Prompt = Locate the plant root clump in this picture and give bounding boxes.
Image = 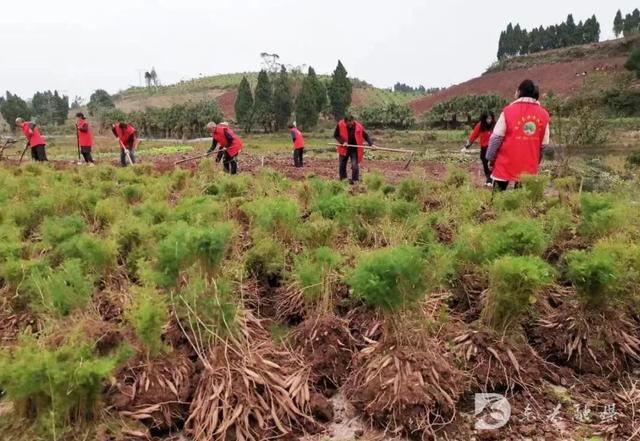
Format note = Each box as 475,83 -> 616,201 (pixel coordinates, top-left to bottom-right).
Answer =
109,350 -> 195,433
185,339 -> 323,441
345,341 -> 468,440
292,315 -> 356,394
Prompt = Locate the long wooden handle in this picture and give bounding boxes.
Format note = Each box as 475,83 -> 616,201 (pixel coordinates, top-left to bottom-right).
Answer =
328,143 -> 414,154
174,151 -> 213,165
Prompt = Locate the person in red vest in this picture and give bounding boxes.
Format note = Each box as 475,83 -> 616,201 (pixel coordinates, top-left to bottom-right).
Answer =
75,113 -> 95,165
111,120 -> 137,166
486,79 -> 550,191
15,118 -> 48,161
289,124 -> 305,167
333,114 -> 374,183
206,122 -> 244,175
462,111 -> 496,187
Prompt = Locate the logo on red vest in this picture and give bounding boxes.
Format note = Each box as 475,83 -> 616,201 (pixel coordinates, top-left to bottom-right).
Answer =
515,115 -> 544,137
523,121 -> 537,136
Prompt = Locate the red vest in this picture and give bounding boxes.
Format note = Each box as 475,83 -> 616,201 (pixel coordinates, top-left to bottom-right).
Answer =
113,124 -> 136,149
291,128 -> 305,149
336,120 -> 364,163
213,125 -> 243,157
76,119 -> 93,147
21,122 -> 46,147
492,101 -> 549,182
469,122 -> 492,148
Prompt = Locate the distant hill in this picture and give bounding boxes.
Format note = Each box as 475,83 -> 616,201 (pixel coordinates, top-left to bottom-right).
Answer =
113,72 -> 427,119
410,34 -> 640,115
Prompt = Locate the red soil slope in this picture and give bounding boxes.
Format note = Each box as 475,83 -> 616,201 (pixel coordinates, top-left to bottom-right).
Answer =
410,56 -> 627,114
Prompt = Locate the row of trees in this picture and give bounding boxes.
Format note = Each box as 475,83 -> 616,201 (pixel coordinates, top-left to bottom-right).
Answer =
423,94 -> 509,129
0,90 -> 69,128
393,83 -> 427,93
234,61 -> 353,132
614,9 -> 640,37
497,14 -> 600,59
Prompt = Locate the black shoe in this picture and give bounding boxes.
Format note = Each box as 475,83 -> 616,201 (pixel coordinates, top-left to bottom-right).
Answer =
348,179 -> 354,185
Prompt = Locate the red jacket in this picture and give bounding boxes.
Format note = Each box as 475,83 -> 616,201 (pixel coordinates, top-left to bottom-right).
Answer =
492,101 -> 550,182
291,128 -> 305,149
336,120 -> 364,163
21,122 -> 46,147
76,119 -> 93,147
213,125 -> 243,157
468,122 -> 491,148
113,124 -> 136,149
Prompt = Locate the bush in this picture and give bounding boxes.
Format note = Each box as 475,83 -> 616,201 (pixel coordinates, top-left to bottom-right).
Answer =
57,234 -> 116,276
127,286 -> 168,358
482,256 -> 553,331
11,196 -> 56,233
544,205 -> 575,240
192,223 -> 234,276
364,172 -> 384,192
121,184 -> 144,204
357,103 -> 415,129
353,193 -> 387,223
0,223 -> 22,261
242,197 -> 299,240
94,197 -> 124,228
457,216 -> 548,264
246,237 -> 285,280
624,44 -> 640,79
294,247 -> 343,307
41,215 -> 86,245
36,259 -> 93,317
173,196 -> 222,226
389,199 -> 420,221
492,188 -> 530,212
520,174 -> 549,203
298,213 -> 337,248
397,176 -> 424,202
348,246 -> 430,311
311,193 -> 353,224
578,193 -> 629,238
444,167 -> 468,188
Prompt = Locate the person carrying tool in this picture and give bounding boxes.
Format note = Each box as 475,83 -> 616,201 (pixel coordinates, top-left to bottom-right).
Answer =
111,120 -> 137,166
462,111 -> 496,187
333,114 -> 373,183
15,118 -> 48,161
289,124 -> 305,167
206,122 -> 243,175
486,79 -> 550,191
75,113 -> 95,165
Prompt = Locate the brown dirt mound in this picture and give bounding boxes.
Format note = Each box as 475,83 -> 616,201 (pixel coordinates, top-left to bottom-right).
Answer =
450,265 -> 488,323
109,350 -> 195,433
345,306 -> 383,349
0,311 -> 39,346
345,341 -> 468,440
410,56 -> 629,114
292,315 -> 356,394
529,289 -> 640,377
185,339 -> 323,441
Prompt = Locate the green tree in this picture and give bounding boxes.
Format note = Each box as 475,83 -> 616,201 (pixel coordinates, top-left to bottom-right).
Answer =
32,90 -> 69,125
614,10 -> 624,37
328,60 -> 352,120
253,70 -> 273,132
0,92 -> 31,130
234,76 -> 254,133
307,67 -> 327,113
625,45 -> 640,78
87,89 -> 115,116
272,65 -> 292,131
296,72 -> 320,130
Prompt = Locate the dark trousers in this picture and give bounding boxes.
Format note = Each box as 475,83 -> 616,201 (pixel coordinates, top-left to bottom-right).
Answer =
120,147 -> 136,166
81,146 -> 94,163
293,148 -> 304,167
480,148 -> 492,183
31,144 -> 48,161
339,147 -> 359,182
493,180 -> 509,192
222,151 -> 238,175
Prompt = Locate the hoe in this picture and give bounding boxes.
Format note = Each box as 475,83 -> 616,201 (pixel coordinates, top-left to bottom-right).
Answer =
327,143 -> 417,170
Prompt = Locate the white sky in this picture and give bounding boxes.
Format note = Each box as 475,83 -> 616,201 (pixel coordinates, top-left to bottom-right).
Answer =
1,0 -> 636,100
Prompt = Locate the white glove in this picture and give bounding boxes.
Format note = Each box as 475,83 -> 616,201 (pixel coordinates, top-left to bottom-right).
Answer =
460,146 -> 468,153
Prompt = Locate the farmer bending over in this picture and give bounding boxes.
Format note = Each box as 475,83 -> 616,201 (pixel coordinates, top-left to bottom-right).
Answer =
112,120 -> 137,166
486,79 -> 550,191
289,124 -> 305,168
333,114 -> 373,184
206,122 -> 244,175
76,113 -> 95,165
15,118 -> 48,161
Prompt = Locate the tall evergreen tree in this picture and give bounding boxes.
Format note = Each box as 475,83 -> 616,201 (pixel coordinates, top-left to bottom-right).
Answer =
307,67 -> 327,113
235,76 -> 254,133
296,72 -> 320,130
614,10 -> 624,37
328,60 -> 352,121
497,30 -> 506,59
0,92 -> 31,131
272,66 -> 293,131
87,89 -> 115,116
253,70 -> 274,132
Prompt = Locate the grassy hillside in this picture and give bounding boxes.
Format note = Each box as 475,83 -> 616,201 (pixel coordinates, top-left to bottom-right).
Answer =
113,72 -> 427,117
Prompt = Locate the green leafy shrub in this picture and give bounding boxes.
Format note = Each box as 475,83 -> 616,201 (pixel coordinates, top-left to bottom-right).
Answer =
457,216 -> 548,264
353,193 -> 387,223
127,286 -> 168,358
493,188 -> 530,212
0,223 -> 22,261
364,172 -> 384,192
0,335 -> 131,425
57,234 -> 116,276
445,166 -> 468,188
122,184 -> 144,204
382,184 -> 396,195
544,205 -> 575,240
294,247 -> 343,307
246,237 -> 285,280
94,197 -> 124,228
348,246 -> 429,311
311,193 -> 353,224
578,193 -> 630,238
41,215 -> 86,245
242,197 -> 300,240
173,196 -> 222,226
11,196 -> 56,233
482,256 -> 553,331
520,174 -> 549,203
298,213 -> 337,248
36,259 -> 93,316
0,257 -> 50,306
133,200 -> 171,225
192,223 -> 234,276
397,176 -> 424,202
215,175 -> 250,198
389,199 -> 420,221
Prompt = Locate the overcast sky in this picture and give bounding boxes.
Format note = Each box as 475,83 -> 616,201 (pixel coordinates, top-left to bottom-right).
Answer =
1,0 -> 636,100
